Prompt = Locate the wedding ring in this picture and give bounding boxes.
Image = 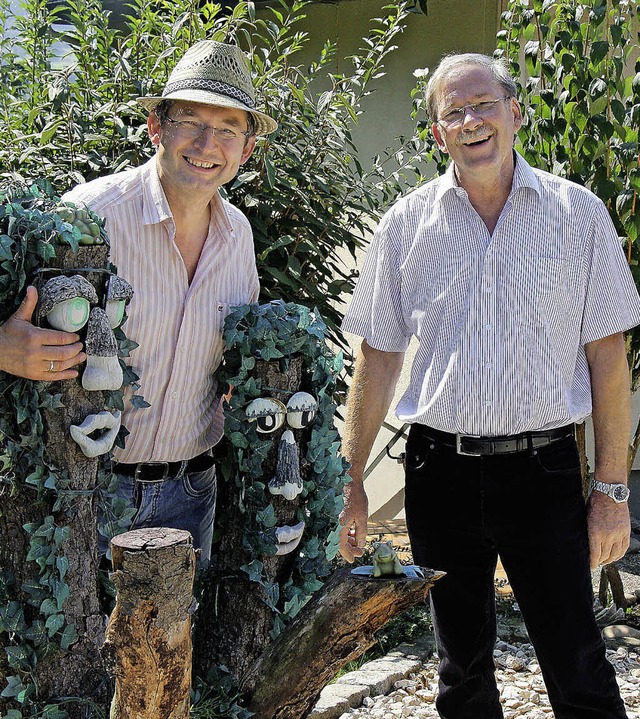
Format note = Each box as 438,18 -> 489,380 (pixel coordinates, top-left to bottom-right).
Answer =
49,360 -> 55,373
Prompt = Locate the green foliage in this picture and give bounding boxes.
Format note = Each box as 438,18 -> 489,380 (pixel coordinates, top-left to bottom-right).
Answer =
495,0 -> 640,397
0,0 -> 428,352
218,301 -> 349,634
191,667 -> 254,719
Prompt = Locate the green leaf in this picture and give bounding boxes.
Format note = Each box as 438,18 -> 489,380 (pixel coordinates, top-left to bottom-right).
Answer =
240,559 -> 264,584
590,40 -> 609,65
60,622 -> 78,650
1,674 -> 26,699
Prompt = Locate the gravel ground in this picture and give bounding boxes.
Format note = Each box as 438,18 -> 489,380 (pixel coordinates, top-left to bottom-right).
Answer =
338,640 -> 640,719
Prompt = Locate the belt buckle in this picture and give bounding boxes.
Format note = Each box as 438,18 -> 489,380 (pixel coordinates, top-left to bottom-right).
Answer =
135,462 -> 170,482
456,434 -> 482,457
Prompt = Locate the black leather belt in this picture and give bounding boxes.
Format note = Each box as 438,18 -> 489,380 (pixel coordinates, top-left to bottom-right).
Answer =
112,450 -> 213,482
414,424 -> 575,456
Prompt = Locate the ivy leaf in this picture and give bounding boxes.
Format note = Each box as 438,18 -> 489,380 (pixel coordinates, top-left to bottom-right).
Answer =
1,675 -> 25,699
130,394 -> 150,409
5,644 -> 31,669
240,559 -> 264,584
255,503 -> 277,528
0,601 -> 26,634
45,613 -> 65,636
60,622 -> 78,650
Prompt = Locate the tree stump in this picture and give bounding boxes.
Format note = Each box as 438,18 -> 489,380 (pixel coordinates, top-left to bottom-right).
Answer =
242,567 -> 444,719
104,528 -> 196,719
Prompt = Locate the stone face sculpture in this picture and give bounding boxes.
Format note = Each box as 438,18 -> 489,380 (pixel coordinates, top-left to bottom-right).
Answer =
193,301 -> 350,681
82,307 -> 123,392
69,410 -> 122,458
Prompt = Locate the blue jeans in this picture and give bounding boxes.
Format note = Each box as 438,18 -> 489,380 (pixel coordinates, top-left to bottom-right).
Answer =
404,424 -> 627,719
99,457 -> 217,566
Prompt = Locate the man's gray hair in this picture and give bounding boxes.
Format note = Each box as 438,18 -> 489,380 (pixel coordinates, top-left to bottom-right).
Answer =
425,53 -> 517,122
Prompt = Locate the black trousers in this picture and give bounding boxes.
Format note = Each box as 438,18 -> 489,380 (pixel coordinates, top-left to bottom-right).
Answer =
404,424 -> 627,719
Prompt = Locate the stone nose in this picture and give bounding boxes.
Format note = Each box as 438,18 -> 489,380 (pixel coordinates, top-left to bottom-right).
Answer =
268,429 -> 303,501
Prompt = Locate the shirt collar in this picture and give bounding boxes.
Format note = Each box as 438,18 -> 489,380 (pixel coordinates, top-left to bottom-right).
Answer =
140,155 -> 235,239
434,149 -> 541,204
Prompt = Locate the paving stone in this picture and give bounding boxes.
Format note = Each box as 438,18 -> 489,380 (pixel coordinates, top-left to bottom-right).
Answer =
308,683 -> 372,719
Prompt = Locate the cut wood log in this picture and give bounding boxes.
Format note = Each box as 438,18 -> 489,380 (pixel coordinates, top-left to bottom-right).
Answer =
104,527 -> 196,719
241,566 -> 444,719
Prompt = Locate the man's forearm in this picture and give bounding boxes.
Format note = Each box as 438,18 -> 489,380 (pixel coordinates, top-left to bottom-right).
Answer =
585,331 -> 632,567
586,332 -> 631,483
343,339 -> 405,482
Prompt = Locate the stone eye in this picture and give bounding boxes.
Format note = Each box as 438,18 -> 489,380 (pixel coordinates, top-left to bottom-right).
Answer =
47,296 -> 91,332
245,397 -> 286,434
286,392 -> 318,429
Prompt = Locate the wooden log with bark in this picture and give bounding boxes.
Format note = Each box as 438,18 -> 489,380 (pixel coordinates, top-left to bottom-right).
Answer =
103,527 -> 196,719
241,567 -> 444,719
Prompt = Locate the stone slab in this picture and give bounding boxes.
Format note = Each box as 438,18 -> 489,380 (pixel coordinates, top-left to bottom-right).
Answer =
307,683 -> 371,719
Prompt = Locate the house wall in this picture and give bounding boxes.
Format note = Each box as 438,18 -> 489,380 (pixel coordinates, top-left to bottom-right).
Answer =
282,0 -> 505,168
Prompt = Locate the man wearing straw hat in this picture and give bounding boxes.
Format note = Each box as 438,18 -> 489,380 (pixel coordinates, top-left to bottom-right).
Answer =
0,40 -> 278,565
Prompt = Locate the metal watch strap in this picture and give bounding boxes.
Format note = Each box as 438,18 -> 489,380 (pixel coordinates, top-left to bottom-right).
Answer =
590,479 -> 630,503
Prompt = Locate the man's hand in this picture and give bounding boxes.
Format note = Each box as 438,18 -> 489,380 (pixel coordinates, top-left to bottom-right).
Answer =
587,490 -> 631,569
338,479 -> 369,563
0,286 -> 86,380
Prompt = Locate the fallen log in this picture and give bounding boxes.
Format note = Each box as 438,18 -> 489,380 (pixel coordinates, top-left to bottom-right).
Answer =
103,527 -> 196,719
241,566 -> 444,719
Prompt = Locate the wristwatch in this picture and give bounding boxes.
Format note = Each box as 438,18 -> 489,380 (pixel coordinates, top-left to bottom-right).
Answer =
590,479 -> 630,503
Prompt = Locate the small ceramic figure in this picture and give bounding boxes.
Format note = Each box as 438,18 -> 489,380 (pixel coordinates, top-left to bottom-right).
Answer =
372,541 -> 404,578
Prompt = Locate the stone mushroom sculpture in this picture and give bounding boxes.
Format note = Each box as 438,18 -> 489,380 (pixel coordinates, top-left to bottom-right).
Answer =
82,307 -> 123,391
105,275 -> 133,329
38,274 -> 98,332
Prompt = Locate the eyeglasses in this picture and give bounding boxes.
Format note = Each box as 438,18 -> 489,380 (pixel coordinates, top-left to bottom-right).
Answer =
165,117 -> 251,143
438,96 -> 512,127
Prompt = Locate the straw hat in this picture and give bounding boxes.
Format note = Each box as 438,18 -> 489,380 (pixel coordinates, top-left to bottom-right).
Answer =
137,40 -> 278,136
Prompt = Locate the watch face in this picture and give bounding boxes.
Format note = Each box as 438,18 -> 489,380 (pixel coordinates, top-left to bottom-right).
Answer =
612,485 -> 629,502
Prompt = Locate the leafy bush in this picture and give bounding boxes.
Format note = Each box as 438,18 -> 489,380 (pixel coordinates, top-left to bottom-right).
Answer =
0,0 -> 429,353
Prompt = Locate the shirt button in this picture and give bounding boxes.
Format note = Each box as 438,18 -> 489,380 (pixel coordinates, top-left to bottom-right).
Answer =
485,324 -> 492,331
484,362 -> 492,369
484,401 -> 492,407
171,391 -> 178,399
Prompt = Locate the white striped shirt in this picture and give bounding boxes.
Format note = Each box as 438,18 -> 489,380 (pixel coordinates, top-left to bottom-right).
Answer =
343,152 -> 640,437
63,157 -> 259,462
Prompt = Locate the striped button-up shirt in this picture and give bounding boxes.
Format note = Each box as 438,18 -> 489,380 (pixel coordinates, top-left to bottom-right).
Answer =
63,157 -> 259,462
343,152 -> 640,437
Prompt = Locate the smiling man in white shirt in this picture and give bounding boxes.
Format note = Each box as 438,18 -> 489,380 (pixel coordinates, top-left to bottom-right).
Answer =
339,53 -> 640,719
0,41 -> 277,565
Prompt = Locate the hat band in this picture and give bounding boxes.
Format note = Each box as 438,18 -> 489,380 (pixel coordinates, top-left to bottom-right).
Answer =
163,78 -> 255,109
